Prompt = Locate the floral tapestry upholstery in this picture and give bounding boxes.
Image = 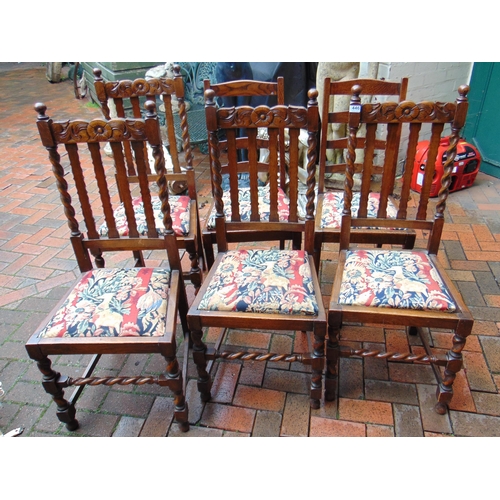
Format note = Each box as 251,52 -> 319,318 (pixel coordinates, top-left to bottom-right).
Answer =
338,249 -> 456,312
206,186 -> 289,230
99,195 -> 191,237
198,249 -> 319,315
38,268 -> 170,338
320,191 -> 398,229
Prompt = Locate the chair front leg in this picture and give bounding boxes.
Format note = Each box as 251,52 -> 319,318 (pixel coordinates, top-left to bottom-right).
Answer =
36,354 -> 79,431
313,233 -> 323,277
197,222 -> 207,271
132,250 -> 146,267
325,316 -> 341,402
190,328 -> 212,402
164,355 -> 189,432
403,231 -> 417,250
91,249 -> 105,268
310,324 -> 326,409
435,329 -> 471,414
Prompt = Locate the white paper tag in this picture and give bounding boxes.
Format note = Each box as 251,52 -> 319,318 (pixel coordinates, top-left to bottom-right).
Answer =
349,104 -> 361,113
417,172 -> 424,186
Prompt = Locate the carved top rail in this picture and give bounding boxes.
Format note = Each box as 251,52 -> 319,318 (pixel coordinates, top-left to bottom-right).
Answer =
360,100 -> 456,123
358,84 -> 469,124
215,104 -> 309,129
93,64 -> 187,102
51,118 -> 149,145
98,78 -> 177,99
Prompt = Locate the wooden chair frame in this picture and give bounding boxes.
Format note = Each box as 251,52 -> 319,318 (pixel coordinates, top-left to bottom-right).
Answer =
326,85 -> 474,414
314,77 -> 415,271
93,65 -> 203,290
201,77 -> 297,269
25,101 -> 190,432
188,89 -> 327,409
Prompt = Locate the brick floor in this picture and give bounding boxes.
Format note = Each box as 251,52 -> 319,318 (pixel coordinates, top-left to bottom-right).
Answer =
1,63 -> 499,440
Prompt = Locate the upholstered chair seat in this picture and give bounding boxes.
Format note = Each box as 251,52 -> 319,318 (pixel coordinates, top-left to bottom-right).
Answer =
38,267 -> 171,339
198,249 -> 319,315
338,249 -> 456,312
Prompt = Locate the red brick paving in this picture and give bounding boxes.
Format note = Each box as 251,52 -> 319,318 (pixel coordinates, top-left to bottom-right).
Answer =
0,63 -> 499,439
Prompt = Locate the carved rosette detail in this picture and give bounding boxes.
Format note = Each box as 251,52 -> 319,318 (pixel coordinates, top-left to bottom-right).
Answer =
362,101 -> 457,123
218,105 -> 308,128
52,119 -> 147,143
105,78 -> 175,98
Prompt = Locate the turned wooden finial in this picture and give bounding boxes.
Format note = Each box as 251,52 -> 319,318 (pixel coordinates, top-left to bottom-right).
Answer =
308,88 -> 319,101
307,88 -> 319,112
173,64 -> 181,78
204,88 -> 215,105
458,84 -> 470,99
93,68 -> 102,80
34,102 -> 48,120
144,100 -> 157,118
351,84 -> 362,103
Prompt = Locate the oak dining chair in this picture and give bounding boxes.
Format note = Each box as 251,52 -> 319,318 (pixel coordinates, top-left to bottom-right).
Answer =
314,77 -> 415,272
201,77 -> 296,269
187,88 -> 327,409
26,101 -> 190,432
326,84 -> 474,414
93,65 -> 203,291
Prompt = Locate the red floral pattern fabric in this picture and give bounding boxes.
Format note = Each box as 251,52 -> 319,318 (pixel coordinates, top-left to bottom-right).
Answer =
99,195 -> 191,237
338,249 -> 456,311
320,191 -> 398,229
206,186 -> 290,230
38,268 -> 170,338
198,249 -> 319,315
